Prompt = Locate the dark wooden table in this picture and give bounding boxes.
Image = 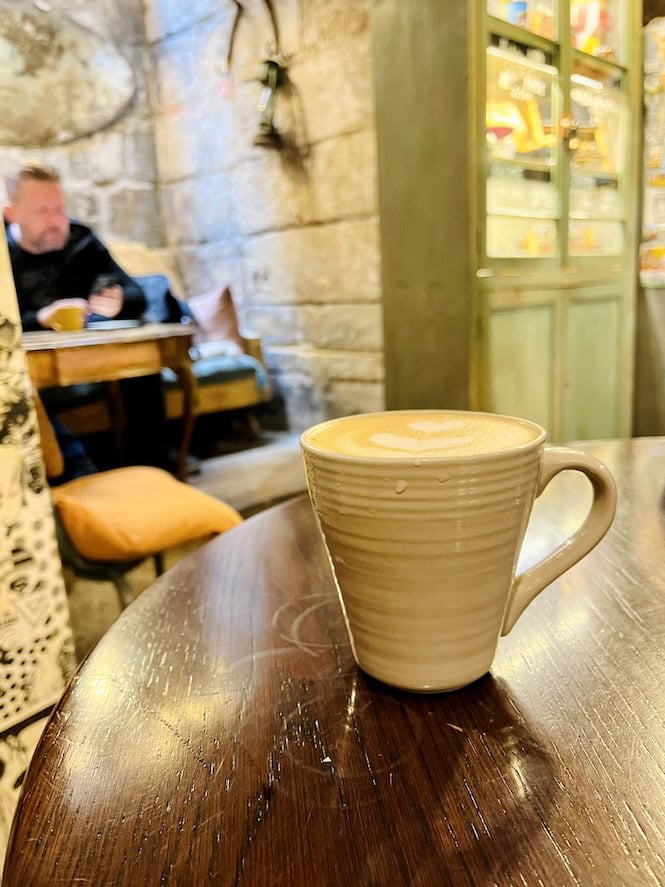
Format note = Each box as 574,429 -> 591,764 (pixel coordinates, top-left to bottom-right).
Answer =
5,438 -> 665,886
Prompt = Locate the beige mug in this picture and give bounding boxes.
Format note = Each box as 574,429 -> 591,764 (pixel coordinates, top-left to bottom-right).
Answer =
48,306 -> 85,332
301,409 -> 617,692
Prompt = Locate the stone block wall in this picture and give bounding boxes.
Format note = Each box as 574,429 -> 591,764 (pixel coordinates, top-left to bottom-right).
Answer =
0,0 -> 385,431
0,0 -> 161,248
146,0 -> 385,430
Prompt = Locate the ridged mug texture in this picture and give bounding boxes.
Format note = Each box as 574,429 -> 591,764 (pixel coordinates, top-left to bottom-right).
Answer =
302,443 -> 544,692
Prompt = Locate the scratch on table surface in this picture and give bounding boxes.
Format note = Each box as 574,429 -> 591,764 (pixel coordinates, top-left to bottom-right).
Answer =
227,648 -> 297,674
272,595 -> 333,657
277,631 -> 319,658
118,690 -> 210,768
541,819 -> 581,885
52,880 -> 94,884
270,593 -> 325,629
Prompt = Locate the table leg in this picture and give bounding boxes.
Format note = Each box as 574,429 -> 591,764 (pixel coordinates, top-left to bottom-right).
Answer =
107,380 -> 125,463
171,363 -> 198,481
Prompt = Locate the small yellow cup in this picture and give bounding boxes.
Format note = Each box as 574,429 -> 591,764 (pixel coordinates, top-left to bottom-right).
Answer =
49,306 -> 85,332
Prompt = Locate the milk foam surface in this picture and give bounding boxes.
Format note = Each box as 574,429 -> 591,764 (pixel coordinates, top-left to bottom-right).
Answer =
304,411 -> 541,458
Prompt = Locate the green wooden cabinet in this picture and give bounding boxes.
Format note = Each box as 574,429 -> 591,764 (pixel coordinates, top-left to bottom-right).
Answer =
483,281 -> 633,440
486,290 -> 557,431
372,0 -> 642,441
476,0 -> 641,440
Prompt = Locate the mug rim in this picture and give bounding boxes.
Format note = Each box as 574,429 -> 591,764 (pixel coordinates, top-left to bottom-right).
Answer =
300,409 -> 547,464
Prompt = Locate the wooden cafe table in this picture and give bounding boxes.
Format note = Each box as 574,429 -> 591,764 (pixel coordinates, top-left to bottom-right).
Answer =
4,438 -> 665,885
22,323 -> 196,480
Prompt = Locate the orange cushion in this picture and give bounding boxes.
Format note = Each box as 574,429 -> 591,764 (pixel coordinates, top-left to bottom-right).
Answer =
51,466 -> 242,561
187,285 -> 244,349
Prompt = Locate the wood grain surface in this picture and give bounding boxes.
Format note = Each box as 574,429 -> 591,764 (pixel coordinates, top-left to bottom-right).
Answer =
5,438 -> 665,886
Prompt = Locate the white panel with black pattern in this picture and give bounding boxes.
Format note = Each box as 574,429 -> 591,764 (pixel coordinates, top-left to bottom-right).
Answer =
0,229 -> 76,866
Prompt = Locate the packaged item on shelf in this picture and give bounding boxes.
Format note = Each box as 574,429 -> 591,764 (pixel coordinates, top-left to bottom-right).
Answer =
641,19 -> 665,283
523,224 -> 555,255
528,2 -> 556,39
487,0 -> 507,16
571,0 -> 615,58
570,220 -> 623,255
640,243 -> 665,285
644,181 -> 665,229
487,216 -> 556,257
506,1 -> 528,27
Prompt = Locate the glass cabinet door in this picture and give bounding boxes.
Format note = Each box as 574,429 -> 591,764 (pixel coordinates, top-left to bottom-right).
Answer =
568,60 -> 626,256
484,0 -> 630,266
485,39 -> 560,258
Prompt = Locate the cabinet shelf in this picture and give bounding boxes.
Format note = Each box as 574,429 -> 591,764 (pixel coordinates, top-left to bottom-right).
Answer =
486,45 -> 558,75
571,163 -> 619,178
569,212 -> 623,221
571,169 -> 620,182
488,208 -> 559,220
486,14 -> 557,51
488,156 -> 555,174
571,48 -> 628,77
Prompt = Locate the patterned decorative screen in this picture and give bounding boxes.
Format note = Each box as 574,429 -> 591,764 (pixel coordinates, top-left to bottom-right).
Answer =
0,229 -> 75,861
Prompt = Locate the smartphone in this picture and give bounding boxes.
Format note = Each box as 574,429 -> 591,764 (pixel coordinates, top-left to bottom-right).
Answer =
89,273 -> 118,295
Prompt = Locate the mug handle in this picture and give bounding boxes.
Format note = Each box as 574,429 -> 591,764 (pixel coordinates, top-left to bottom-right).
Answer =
501,447 -> 617,636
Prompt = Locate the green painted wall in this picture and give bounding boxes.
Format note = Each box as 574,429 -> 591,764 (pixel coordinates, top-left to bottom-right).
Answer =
371,0 -> 474,409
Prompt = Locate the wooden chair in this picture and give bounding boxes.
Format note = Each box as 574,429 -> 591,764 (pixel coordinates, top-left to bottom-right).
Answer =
33,391 -> 242,608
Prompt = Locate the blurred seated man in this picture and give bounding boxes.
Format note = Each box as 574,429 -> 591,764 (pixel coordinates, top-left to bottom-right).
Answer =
3,161 -> 169,475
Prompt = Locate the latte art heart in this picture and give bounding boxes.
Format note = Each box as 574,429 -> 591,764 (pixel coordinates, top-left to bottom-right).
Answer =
370,433 -> 471,453
408,420 -> 466,434
303,410 -> 541,459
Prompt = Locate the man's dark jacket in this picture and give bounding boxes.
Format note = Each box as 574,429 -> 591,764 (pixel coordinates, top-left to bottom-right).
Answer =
5,220 -> 146,331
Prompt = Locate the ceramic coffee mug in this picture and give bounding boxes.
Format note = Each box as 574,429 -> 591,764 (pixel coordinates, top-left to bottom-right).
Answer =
48,306 -> 85,332
301,409 -> 617,692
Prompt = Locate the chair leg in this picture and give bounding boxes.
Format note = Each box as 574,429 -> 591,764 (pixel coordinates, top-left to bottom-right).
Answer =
110,570 -> 135,610
246,412 -> 261,438
233,411 -> 261,440
107,380 -> 126,463
154,552 -> 165,577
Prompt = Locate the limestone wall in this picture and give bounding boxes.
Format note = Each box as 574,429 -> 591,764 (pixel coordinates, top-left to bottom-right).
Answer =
146,0 -> 385,430
0,0 -> 385,431
0,0 -> 161,248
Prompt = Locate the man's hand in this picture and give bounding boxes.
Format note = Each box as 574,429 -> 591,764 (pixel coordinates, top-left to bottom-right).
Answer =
36,298 -> 90,330
88,285 -> 123,319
